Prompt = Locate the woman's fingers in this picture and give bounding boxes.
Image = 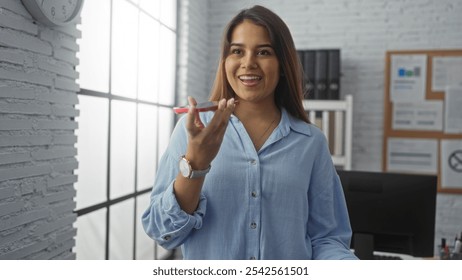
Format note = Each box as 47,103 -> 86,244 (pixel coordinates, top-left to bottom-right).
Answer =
186,96 -> 204,136
205,98 -> 235,134
225,98 -> 236,118
194,110 -> 204,128
184,97 -> 236,166
186,97 -> 236,141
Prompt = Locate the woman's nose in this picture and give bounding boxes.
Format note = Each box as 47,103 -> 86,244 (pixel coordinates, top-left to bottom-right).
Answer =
241,54 -> 257,69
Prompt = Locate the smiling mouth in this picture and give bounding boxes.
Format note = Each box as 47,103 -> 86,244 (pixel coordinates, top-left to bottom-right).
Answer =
239,75 -> 262,86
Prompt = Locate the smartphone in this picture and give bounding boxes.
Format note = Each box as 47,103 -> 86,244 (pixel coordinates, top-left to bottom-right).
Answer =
173,101 -> 219,114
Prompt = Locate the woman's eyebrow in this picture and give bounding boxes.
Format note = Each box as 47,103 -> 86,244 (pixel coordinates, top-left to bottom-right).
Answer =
229,43 -> 273,48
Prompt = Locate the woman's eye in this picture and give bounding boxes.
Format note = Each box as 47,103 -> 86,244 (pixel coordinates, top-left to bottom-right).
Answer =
258,49 -> 271,56
231,48 -> 241,55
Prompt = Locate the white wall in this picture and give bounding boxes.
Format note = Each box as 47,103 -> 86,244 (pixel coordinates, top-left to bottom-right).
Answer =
0,0 -> 79,259
178,0 -> 462,255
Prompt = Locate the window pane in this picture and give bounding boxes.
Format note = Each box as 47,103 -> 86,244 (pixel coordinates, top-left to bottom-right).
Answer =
137,104 -> 158,191
158,26 -> 176,106
77,0 -> 111,93
75,0 -> 177,261
138,13 -> 159,103
140,0 -> 160,19
112,0 -> 138,98
158,107 -> 174,157
160,0 -> 177,29
136,194 -> 155,259
109,199 -> 135,259
75,208 -> 106,260
75,95 -> 108,209
110,100 -> 136,199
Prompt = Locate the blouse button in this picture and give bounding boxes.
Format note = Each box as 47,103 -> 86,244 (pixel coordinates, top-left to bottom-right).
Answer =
250,159 -> 257,165
251,191 -> 257,197
163,235 -> 171,241
250,256 -> 256,260
250,222 -> 257,229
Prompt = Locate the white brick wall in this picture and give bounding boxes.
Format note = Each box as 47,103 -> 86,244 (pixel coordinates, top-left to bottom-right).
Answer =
178,0 -> 462,256
0,0 -> 78,259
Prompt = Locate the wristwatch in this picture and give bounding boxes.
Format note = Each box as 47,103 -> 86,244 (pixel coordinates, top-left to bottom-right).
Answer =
179,155 -> 211,179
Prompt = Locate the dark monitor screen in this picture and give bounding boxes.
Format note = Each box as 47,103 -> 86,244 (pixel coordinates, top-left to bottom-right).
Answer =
337,170 -> 437,259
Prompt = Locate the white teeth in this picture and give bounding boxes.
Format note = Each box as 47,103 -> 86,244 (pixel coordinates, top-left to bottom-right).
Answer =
239,75 -> 261,80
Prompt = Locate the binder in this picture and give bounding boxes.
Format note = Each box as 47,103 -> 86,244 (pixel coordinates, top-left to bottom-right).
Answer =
296,50 -> 304,64
314,50 -> 328,100
303,50 -> 316,99
327,49 -> 340,100
296,50 -> 305,98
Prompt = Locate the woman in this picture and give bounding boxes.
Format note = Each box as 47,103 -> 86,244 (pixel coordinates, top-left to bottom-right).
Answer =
142,5 -> 357,260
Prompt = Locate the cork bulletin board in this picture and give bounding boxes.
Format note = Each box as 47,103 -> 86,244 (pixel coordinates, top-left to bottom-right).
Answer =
382,49 -> 462,194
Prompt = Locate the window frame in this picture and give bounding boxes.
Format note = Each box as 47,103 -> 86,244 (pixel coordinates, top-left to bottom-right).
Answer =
74,0 -> 178,260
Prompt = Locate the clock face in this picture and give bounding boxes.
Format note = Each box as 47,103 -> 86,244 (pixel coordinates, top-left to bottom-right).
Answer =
22,0 -> 84,27
42,0 -> 79,23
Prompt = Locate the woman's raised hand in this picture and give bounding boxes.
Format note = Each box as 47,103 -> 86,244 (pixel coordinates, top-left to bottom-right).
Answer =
184,96 -> 236,170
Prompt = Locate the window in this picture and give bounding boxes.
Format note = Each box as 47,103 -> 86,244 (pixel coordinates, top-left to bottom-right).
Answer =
75,0 -> 176,260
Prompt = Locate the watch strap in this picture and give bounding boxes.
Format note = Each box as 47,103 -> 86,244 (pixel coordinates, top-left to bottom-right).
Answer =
189,165 -> 211,178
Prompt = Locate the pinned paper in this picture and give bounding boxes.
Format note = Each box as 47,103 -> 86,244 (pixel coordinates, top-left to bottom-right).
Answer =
432,56 -> 462,92
444,87 -> 462,134
392,101 -> 443,131
387,138 -> 438,174
441,140 -> 462,189
390,54 -> 427,102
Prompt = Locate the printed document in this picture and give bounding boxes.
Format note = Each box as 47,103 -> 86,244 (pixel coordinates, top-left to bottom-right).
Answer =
444,87 -> 462,134
387,138 -> 438,174
432,56 -> 462,92
390,54 -> 427,102
392,101 -> 443,131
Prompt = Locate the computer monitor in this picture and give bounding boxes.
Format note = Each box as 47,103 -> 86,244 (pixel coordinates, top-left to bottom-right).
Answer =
337,170 -> 437,259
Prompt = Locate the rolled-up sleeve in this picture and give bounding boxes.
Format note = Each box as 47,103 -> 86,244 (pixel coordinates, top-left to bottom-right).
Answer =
142,179 -> 206,249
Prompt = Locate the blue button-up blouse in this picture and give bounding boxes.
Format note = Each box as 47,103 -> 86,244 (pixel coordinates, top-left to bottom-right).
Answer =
142,108 -> 357,260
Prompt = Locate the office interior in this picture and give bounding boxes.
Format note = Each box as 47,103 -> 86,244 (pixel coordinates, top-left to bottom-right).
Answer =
0,0 -> 461,260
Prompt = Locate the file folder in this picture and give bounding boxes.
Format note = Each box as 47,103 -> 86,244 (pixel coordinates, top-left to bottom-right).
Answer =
314,50 -> 328,100
296,50 -> 306,98
303,50 -> 316,99
327,49 -> 340,100
296,50 -> 304,65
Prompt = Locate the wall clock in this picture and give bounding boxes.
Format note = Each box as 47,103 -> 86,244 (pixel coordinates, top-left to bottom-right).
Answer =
22,0 -> 84,27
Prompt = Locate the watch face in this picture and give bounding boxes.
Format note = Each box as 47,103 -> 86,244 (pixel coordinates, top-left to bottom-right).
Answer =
179,157 -> 191,178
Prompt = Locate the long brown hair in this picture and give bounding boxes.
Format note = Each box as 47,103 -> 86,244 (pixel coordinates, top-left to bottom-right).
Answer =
209,5 -> 309,123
